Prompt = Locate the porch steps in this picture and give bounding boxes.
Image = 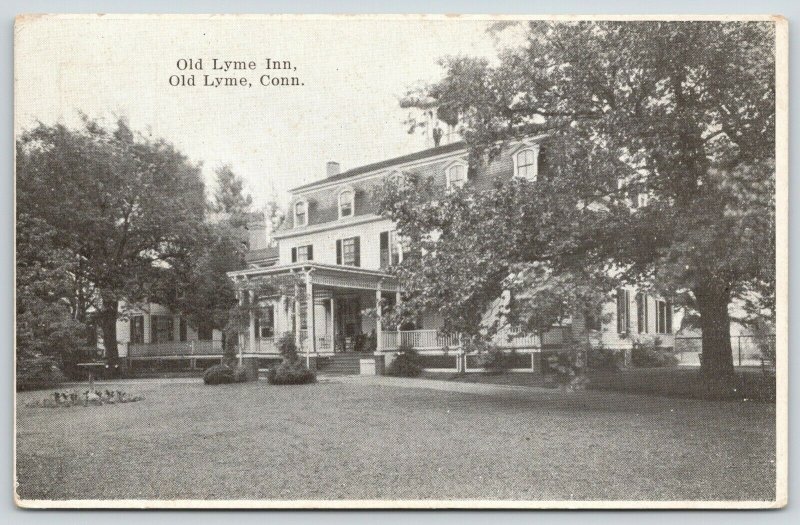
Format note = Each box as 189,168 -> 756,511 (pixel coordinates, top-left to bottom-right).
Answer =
317,352 -> 365,375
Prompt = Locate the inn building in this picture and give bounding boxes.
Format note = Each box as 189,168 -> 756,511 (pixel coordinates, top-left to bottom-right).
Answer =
226,137 -> 675,373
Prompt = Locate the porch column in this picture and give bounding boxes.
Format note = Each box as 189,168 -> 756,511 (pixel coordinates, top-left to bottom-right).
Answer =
293,280 -> 301,351
330,297 -> 336,353
247,289 -> 256,365
375,286 -> 383,353
237,288 -> 245,360
396,291 -> 402,349
305,271 -> 316,366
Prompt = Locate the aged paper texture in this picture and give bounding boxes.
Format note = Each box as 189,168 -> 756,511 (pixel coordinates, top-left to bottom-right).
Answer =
13,14 -> 787,509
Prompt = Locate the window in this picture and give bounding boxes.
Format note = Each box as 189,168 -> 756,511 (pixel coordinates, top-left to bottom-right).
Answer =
616,288 -> 630,334
636,193 -> 649,208
151,315 -> 174,343
294,200 -> 307,227
656,300 -> 673,334
130,315 -> 145,344
338,189 -> 354,218
336,236 -> 360,267
446,164 -> 468,189
380,230 -> 403,268
514,147 -> 539,180
256,306 -> 275,339
636,293 -> 648,334
291,244 -> 313,263
179,318 -> 188,342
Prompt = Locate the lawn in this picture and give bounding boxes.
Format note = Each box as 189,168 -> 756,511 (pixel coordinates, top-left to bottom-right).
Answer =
429,367 -> 776,402
16,377 -> 776,503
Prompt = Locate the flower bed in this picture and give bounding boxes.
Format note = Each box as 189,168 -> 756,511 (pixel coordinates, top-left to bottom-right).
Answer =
24,389 -> 144,408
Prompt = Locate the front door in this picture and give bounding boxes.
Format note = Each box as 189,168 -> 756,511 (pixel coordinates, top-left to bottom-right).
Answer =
336,296 -> 361,352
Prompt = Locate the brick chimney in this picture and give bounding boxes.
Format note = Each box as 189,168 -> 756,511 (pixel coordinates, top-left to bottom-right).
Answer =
326,161 -> 341,178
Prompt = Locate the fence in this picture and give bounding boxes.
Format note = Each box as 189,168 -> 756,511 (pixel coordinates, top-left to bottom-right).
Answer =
674,335 -> 775,367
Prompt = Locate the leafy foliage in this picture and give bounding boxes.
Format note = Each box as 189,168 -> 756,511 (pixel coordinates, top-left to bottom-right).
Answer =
587,346 -> 622,372
210,164 -> 254,229
203,364 -> 235,385
17,352 -> 66,391
233,363 -> 257,383
631,346 -> 680,368
16,212 -> 90,387
266,360 -> 316,385
17,117 -> 207,362
386,345 -> 423,377
480,347 -> 514,374
276,332 -> 299,361
391,21 -> 776,384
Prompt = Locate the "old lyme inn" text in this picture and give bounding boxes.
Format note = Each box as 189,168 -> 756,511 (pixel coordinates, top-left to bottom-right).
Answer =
169,58 -> 303,88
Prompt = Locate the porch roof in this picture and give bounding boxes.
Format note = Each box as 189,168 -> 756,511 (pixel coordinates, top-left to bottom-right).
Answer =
227,262 -> 400,292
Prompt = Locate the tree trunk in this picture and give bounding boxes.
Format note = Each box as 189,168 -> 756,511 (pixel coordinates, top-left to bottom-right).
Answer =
694,280 -> 735,396
98,298 -> 120,367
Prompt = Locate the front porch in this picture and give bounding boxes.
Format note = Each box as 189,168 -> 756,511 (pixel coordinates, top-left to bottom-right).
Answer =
230,262 -> 404,358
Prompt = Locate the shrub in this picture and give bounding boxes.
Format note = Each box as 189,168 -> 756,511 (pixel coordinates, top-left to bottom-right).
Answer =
17,352 -> 65,391
631,345 -> 679,368
386,345 -> 422,377
233,364 -> 251,383
544,350 -> 590,391
277,332 -> 299,361
481,346 -> 513,374
588,346 -> 622,371
203,364 -> 235,385
266,360 -> 316,385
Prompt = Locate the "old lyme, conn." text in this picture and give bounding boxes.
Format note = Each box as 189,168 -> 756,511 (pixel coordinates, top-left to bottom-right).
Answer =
169,58 -> 303,88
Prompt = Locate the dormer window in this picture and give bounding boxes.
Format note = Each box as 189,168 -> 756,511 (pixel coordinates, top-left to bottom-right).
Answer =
338,189 -> 354,219
514,146 -> 539,181
294,200 -> 308,227
446,163 -> 468,189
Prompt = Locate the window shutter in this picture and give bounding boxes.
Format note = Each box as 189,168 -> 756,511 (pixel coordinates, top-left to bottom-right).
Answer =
353,237 -> 361,267
150,316 -> 156,343
538,145 -> 547,178
666,301 -> 673,334
307,245 -> 313,261
625,290 -> 631,334
636,293 -> 643,333
380,231 -> 389,268
644,293 -> 649,333
291,247 -> 297,263
616,289 -> 624,333
253,317 -> 260,339
336,240 -> 342,265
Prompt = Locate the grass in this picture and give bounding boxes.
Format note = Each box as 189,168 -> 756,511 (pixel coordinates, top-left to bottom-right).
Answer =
16,377 -> 776,502
428,367 -> 776,402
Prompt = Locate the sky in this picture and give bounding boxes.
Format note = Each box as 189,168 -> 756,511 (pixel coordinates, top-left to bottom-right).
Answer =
15,15 -> 514,208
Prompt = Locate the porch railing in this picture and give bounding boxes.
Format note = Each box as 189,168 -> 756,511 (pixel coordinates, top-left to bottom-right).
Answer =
244,332 -> 332,354
381,330 -> 461,350
128,340 -> 223,357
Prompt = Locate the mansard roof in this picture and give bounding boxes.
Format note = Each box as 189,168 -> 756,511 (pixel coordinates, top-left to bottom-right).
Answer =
290,141 -> 466,193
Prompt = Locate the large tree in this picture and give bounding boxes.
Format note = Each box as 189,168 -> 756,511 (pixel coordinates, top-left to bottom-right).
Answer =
17,118 -> 206,365
16,212 -> 87,387
166,166 -> 256,345
390,21 -> 775,387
